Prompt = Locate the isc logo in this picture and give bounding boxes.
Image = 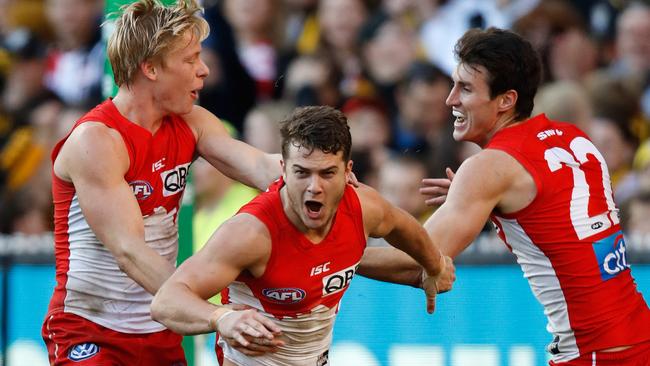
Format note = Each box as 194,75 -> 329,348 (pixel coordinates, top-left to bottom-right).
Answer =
160,163 -> 190,197
262,288 -> 306,304
593,231 -> 630,280
322,262 -> 359,297
129,180 -> 153,200
311,261 -> 331,276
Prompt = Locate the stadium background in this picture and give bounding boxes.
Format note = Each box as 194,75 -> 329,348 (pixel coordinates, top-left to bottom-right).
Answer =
2,0 -> 650,365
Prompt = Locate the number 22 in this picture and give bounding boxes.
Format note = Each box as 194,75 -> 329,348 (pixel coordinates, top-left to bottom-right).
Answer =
544,137 -> 618,240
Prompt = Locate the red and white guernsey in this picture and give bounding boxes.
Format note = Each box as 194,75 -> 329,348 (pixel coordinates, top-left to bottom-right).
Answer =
219,179 -> 367,366
47,99 -> 196,333
487,114 -> 650,362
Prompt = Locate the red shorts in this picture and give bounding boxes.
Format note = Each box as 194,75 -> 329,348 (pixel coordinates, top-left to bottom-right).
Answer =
549,341 -> 650,366
42,311 -> 186,366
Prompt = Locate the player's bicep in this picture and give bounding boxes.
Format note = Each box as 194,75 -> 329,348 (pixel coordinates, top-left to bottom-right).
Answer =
425,153 -> 511,258
170,214 -> 271,300
62,124 -> 144,254
189,106 -> 272,189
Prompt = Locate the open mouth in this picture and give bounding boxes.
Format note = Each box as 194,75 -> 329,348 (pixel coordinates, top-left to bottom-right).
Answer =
304,200 -> 323,219
452,110 -> 466,126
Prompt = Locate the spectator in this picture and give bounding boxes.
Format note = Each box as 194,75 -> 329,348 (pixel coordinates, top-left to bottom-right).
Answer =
341,96 -> 392,185
588,116 -> 637,189
44,0 -> 104,108
616,138 -> 650,203
243,101 -> 293,154
315,0 -> 369,97
393,61 -> 460,177
283,52 -> 342,107
609,2 -> 650,120
358,11 -> 418,112
513,0 -> 598,83
223,0 -> 281,100
378,154 -> 431,222
199,3 -> 256,133
0,28 -> 62,200
533,80 -> 593,132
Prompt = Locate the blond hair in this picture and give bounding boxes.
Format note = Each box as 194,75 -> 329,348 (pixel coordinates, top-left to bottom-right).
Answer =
107,0 -> 209,87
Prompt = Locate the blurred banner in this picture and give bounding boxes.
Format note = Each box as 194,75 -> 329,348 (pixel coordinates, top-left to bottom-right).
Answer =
2,238 -> 650,366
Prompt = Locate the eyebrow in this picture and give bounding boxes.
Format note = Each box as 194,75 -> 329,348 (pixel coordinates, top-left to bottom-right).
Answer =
292,164 -> 339,172
453,78 -> 472,89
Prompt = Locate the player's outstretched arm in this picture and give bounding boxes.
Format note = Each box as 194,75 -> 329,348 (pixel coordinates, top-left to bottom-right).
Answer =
356,184 -> 453,313
151,213 -> 285,354
424,150 -> 515,258
187,106 -> 281,190
56,122 -> 176,295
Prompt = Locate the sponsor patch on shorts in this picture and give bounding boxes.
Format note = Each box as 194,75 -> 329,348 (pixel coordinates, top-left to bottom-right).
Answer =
68,342 -> 100,362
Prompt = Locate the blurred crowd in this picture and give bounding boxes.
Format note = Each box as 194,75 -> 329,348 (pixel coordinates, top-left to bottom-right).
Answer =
1,0 -> 649,251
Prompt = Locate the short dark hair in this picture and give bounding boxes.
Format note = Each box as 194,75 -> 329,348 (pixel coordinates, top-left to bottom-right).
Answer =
454,27 -> 542,120
280,106 -> 352,162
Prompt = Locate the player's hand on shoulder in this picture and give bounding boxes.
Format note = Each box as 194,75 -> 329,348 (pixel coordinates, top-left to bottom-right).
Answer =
420,167 -> 455,206
215,308 -> 285,356
347,170 -> 360,187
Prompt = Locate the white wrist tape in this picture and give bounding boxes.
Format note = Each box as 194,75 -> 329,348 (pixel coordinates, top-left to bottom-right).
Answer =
211,309 -> 236,333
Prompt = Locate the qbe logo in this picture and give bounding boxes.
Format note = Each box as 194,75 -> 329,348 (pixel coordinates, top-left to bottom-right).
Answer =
160,163 -> 190,197
322,262 -> 359,297
593,231 -> 629,280
129,180 -> 153,200
262,288 -> 306,304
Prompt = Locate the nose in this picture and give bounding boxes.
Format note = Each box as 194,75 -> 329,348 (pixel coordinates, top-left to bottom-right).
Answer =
445,86 -> 458,107
198,57 -> 209,79
307,175 -> 323,195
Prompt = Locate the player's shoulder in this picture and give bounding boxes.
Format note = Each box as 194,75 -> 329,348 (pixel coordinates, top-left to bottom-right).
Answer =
229,213 -> 270,237
353,182 -> 382,206
182,105 -> 230,139
182,105 -> 219,126
455,149 -> 523,192
354,183 -> 392,225
63,121 -> 125,157
59,121 -> 128,171
215,213 -> 272,254
465,148 -> 519,169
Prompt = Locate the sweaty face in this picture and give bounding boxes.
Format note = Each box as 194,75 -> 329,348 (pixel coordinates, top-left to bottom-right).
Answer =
446,63 -> 501,147
281,144 -> 351,237
154,31 -> 209,115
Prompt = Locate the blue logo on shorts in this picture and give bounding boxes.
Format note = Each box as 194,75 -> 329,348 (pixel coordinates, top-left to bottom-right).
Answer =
592,231 -> 629,281
68,342 -> 100,362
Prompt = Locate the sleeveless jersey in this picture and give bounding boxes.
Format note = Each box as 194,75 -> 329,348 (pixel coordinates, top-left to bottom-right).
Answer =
486,114 -> 650,362
218,179 -> 367,366
47,99 -> 196,333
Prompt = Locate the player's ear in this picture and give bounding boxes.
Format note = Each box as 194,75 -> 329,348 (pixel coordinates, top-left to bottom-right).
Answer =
140,60 -> 157,81
498,89 -> 518,112
346,159 -> 353,173
280,159 -> 287,180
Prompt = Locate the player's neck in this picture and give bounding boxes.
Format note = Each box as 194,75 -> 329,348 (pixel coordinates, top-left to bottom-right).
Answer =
482,113 -> 523,147
112,89 -> 165,133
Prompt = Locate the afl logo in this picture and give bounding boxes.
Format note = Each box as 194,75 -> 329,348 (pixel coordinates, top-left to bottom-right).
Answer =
129,180 -> 153,200
262,288 -> 306,304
